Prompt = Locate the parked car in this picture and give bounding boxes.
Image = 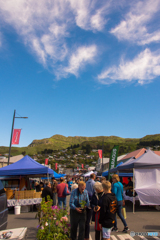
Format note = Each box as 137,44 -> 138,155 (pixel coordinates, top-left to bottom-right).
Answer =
0,180 -> 8,230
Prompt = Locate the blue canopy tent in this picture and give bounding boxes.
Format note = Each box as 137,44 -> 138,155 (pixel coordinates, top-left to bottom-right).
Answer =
58,173 -> 66,177
102,162 -> 133,177
41,171 -> 62,180
0,155 -> 54,177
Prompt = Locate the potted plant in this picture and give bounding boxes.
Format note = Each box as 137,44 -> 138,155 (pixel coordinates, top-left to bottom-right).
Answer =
79,200 -> 87,213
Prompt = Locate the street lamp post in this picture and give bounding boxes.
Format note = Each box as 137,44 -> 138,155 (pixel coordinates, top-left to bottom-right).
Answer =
8,110 -> 28,165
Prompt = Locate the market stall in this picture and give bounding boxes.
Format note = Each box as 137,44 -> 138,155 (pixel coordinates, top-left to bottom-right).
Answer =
0,155 -> 54,213
109,150 -> 160,212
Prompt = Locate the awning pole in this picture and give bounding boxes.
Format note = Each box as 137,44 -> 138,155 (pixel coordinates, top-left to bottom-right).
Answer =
133,168 -> 135,213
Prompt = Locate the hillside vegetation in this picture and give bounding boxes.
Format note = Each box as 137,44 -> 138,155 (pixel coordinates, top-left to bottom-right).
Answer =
1,134 -> 160,157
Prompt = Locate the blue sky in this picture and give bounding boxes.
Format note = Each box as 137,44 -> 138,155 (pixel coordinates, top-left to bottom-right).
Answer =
1,0 -> 160,147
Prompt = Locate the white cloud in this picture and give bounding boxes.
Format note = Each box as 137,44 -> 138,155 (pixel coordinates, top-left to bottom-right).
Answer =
0,0 -> 107,77
0,0 -> 70,66
110,0 -> 160,45
64,45 -> 97,76
97,48 -> 160,85
67,0 -> 111,31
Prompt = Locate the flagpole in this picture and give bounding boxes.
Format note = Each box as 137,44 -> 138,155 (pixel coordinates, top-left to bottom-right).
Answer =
8,110 -> 28,165
102,139 -> 104,172
8,110 -> 16,166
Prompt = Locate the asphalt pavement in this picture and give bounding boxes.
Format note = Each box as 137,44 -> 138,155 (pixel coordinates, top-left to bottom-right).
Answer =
6,198 -> 160,240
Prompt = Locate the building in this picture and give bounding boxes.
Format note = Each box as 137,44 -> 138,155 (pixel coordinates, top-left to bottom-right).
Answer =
96,154 -> 126,172
120,148 -> 146,162
0,155 -> 24,168
96,148 -> 160,172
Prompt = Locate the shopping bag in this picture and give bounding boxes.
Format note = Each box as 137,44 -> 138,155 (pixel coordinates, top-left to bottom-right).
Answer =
63,184 -> 71,196
122,207 -> 127,219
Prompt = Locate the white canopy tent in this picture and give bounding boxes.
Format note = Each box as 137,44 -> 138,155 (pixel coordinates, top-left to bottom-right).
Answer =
135,168 -> 160,205
109,150 -> 160,212
82,171 -> 94,177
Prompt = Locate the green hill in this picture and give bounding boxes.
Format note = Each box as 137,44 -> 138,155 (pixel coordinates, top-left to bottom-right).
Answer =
1,133 -> 160,156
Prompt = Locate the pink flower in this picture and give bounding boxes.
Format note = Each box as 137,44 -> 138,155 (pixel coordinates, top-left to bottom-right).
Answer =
52,205 -> 58,210
60,216 -> 68,222
56,220 -> 59,226
64,228 -> 68,234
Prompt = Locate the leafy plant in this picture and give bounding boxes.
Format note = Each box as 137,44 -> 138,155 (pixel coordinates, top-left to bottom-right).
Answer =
36,196 -> 71,240
80,200 -> 87,209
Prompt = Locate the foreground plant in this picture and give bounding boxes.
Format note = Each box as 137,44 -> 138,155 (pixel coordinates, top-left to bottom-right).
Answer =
36,197 -> 70,240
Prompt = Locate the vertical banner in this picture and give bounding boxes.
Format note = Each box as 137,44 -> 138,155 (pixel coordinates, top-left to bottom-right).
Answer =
55,163 -> 58,170
45,159 -> 48,165
108,145 -> 119,179
12,129 -> 21,145
98,149 -> 102,159
81,164 -> 84,169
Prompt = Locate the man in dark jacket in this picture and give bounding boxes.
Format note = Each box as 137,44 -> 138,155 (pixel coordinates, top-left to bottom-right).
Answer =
42,182 -> 53,202
99,181 -> 117,240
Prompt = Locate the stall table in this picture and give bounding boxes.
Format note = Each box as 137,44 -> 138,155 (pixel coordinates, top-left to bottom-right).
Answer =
123,191 -> 139,203
0,227 -> 27,240
7,198 -> 42,213
7,198 -> 42,207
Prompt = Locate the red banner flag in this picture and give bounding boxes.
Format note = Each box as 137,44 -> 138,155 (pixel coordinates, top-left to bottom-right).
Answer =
82,164 -> 84,169
98,149 -> 102,159
45,159 -> 48,165
12,129 -> 21,145
55,163 -> 58,170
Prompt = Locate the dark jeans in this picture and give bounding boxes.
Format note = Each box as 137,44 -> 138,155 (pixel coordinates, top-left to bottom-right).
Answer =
70,209 -> 86,240
114,201 -> 127,228
53,193 -> 56,206
85,208 -> 92,238
95,230 -> 102,240
58,197 -> 66,208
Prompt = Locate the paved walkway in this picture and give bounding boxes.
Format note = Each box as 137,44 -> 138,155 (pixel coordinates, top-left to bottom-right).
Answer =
6,199 -> 160,239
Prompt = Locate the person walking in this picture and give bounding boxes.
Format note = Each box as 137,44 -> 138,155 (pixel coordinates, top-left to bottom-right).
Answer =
69,181 -> 90,240
85,173 -> 96,240
51,177 -> 57,206
111,174 -> 129,233
90,181 -> 104,240
67,178 -> 73,191
56,177 -> 67,208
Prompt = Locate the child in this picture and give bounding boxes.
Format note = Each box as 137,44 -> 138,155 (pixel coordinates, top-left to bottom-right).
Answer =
99,181 -> 117,240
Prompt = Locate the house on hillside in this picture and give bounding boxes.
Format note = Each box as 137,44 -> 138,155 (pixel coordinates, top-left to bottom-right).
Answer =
92,149 -> 98,152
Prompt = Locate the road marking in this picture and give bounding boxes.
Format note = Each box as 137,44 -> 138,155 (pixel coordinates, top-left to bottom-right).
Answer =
111,235 -> 119,240
139,236 -> 148,240
116,234 -> 135,240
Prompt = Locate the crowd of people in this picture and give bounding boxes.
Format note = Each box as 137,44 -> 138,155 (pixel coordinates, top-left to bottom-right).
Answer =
33,174 -> 131,240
